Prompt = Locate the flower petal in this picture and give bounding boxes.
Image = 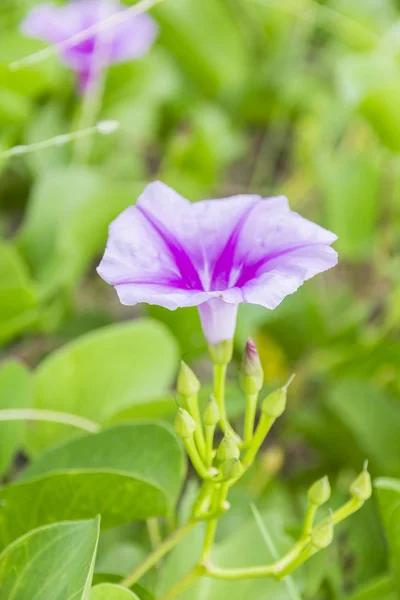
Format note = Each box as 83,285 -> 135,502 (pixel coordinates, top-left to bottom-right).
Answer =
241,244 -> 338,309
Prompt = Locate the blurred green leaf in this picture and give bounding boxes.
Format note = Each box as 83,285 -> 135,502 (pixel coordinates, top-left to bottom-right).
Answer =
360,84 -> 400,153
26,320 -> 179,454
375,478 -> 400,590
348,574 -> 396,600
0,361 -> 31,475
153,0 -> 249,98
0,471 -> 166,552
91,584 -> 139,599
18,166 -> 143,289
326,379 -> 400,475
320,151 -> 381,260
22,422 -> 185,506
0,517 -> 100,600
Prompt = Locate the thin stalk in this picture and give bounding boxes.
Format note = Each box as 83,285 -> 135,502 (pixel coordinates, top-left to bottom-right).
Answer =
201,483 -> 229,561
184,437 -> 214,480
204,424 -> 216,467
243,414 -> 275,467
213,363 -> 228,429
147,518 -> 162,551
121,520 -> 195,588
160,565 -> 205,600
244,393 -> 258,444
0,408 -> 100,433
186,394 -> 206,457
302,503 -> 318,536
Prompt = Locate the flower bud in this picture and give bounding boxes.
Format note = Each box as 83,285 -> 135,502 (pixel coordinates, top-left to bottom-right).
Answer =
350,468 -> 372,502
311,518 -> 334,550
308,476 -> 331,507
261,388 -> 287,418
203,395 -> 220,427
174,408 -> 196,440
217,435 -> 240,461
177,361 -> 200,398
220,458 -> 244,480
240,339 -> 264,395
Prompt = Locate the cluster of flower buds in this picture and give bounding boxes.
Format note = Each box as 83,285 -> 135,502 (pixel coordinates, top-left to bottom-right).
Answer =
172,338 -> 372,579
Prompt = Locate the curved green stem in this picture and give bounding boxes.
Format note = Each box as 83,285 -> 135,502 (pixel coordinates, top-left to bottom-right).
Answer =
160,565 -> 205,600
244,393 -> 258,444
121,520 -> 195,588
186,394 -> 206,457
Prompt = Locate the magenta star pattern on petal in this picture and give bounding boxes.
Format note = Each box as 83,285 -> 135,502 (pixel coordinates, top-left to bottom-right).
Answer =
21,0 -> 158,91
97,181 -> 338,345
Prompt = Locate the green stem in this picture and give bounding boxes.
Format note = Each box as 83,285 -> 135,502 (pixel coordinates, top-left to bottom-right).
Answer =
187,394 -> 206,457
302,503 -> 318,536
213,363 -> 228,430
204,425 -> 216,467
244,393 -> 258,444
147,518 -> 162,551
243,414 -> 275,467
192,481 -> 214,519
121,521 -> 195,588
201,483 -> 229,561
330,497 -> 362,525
160,565 -> 205,600
184,437 -> 214,479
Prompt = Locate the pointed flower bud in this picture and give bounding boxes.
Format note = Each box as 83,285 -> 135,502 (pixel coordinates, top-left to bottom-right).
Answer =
177,361 -> 200,398
350,468 -> 372,502
217,435 -> 240,461
261,388 -> 287,418
174,408 -> 196,440
308,476 -> 331,507
220,458 -> 244,480
203,395 -> 220,427
240,338 -> 264,395
311,518 -> 334,550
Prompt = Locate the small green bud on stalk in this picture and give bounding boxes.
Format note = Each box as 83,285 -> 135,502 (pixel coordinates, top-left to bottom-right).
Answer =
350,468 -> 372,503
203,395 -> 220,427
177,361 -> 200,398
240,339 -> 264,395
311,518 -> 334,550
174,408 -> 196,440
261,388 -> 287,418
308,476 -> 331,507
220,458 -> 244,481
217,435 -> 240,462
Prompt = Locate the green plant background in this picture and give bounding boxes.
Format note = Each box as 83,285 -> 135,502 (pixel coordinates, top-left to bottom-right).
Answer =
1,0 -> 400,598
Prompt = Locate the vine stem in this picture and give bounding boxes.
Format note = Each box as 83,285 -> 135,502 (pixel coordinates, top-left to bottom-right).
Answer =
0,409 -> 100,433
159,565 -> 205,600
121,520 -> 195,589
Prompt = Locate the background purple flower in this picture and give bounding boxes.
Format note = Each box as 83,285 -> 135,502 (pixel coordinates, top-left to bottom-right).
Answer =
21,0 -> 158,91
97,182 -> 338,345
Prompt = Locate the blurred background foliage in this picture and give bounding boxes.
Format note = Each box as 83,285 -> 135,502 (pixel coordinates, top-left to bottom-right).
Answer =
1,0 -> 400,598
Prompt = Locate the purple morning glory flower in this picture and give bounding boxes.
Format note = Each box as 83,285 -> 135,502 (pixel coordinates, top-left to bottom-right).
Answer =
21,0 -> 158,91
97,182 -> 338,346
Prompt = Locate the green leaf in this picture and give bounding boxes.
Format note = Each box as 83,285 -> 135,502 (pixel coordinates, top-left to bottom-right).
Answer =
0,517 -> 100,600
321,152 -> 381,260
22,422 -> 185,506
360,84 -> 400,153
18,166 -> 143,289
0,471 -> 166,552
325,379 -> 400,475
348,574 -> 396,600
0,361 -> 31,475
375,478 -> 400,590
26,320 -> 179,454
0,241 -> 40,345
153,0 -> 249,97
91,584 -> 139,600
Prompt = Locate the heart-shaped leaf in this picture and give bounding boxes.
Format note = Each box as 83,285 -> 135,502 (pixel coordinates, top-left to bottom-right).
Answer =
22,422 -> 185,506
26,320 -> 179,454
0,517 -> 100,600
